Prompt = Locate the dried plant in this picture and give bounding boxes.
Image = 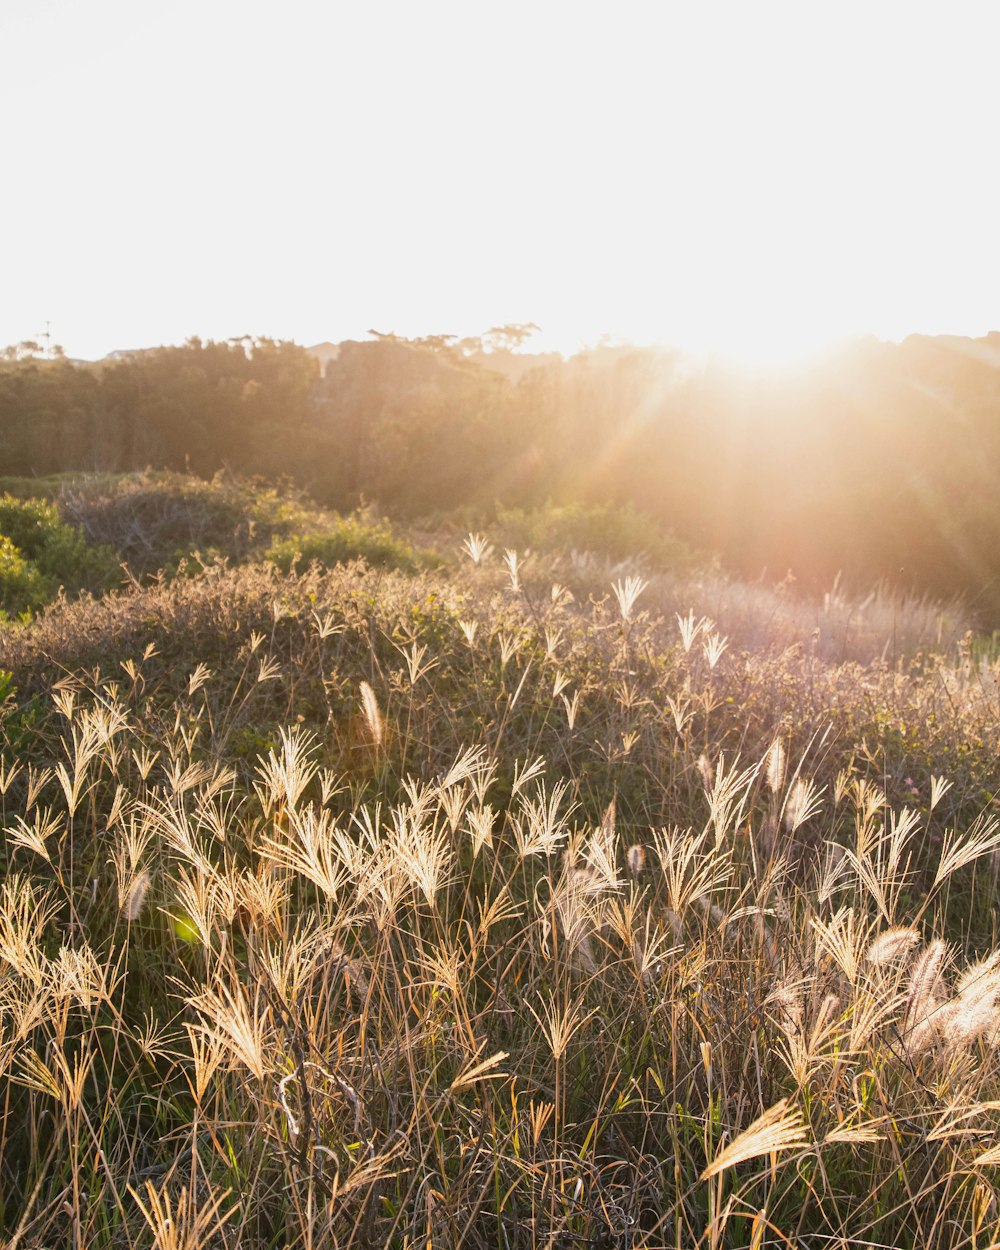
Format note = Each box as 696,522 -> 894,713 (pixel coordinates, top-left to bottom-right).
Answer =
0,489 -> 998,1249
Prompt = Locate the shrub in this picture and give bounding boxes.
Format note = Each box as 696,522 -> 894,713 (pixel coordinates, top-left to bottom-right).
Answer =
267,514 -> 426,573
0,493 -> 118,601
0,535 -> 52,616
58,470 -> 372,576
495,499 -> 697,569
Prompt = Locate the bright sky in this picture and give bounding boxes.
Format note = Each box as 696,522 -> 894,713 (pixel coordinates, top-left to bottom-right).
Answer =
3,0 -> 1000,365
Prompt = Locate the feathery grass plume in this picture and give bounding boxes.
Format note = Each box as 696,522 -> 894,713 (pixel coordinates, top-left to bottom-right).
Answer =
393,636 -> 438,685
547,862 -> 603,972
702,754 -> 760,847
449,1043 -> 510,1092
438,780 -> 469,833
504,547 -> 522,591
0,874 -> 58,981
612,574 -> 648,622
627,843 -> 645,877
163,756 -> 216,801
851,776 -> 886,824
5,809 -> 61,863
171,867 -> 218,948
0,758 -> 22,795
528,995 -> 595,1061
935,951 -> 1000,1047
440,743 -> 492,791
51,682 -> 77,722
461,531 -> 493,565
775,992 -> 842,1087
496,629 -> 522,669
929,773 -> 953,812
765,739 -> 786,794
465,804 -> 496,858
50,945 -> 110,1012
388,809 -> 452,906
400,774 -> 436,821
585,800 -> 620,889
676,609 -> 711,652
904,938 -> 948,1043
824,1121 -> 886,1145
512,755 -> 547,794
701,1099 -> 809,1179
186,661 -> 213,695
513,779 -> 575,858
255,725 -> 320,814
144,800 -> 213,876
665,691 -> 694,735
783,776 -> 824,833
611,898 -> 679,983
866,927 -> 920,966
129,1177 -> 234,1250
703,630 -> 729,669
933,815 -> 1000,889
561,688 -> 582,730
183,1023 -> 226,1106
122,869 -> 151,922
358,679 -> 383,749
23,764 -> 53,812
131,740 -> 159,780
956,949 -> 1000,997
811,907 -> 869,985
261,805 -> 345,899
832,767 -> 852,806
14,1046 -> 63,1103
187,980 -> 271,1081
654,825 -> 734,916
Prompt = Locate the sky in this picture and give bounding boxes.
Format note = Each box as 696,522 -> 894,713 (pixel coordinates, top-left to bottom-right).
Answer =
3,0 -> 1000,366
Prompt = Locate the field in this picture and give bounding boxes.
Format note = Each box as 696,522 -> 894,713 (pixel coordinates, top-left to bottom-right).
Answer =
3,475 -> 1000,1247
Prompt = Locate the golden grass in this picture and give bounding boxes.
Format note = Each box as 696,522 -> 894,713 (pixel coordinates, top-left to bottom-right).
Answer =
1,543 -> 1000,1246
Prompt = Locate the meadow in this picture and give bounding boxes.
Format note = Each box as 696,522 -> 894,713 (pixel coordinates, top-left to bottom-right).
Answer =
3,474 -> 1000,1247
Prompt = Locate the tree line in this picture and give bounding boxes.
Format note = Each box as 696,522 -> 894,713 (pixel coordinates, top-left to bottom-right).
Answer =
4,329 -> 1000,612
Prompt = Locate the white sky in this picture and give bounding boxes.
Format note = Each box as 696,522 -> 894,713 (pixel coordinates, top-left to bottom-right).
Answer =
2,0 -> 1000,364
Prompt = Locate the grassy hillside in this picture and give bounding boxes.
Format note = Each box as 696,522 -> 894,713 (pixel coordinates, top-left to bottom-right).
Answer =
1,475 -> 1000,1247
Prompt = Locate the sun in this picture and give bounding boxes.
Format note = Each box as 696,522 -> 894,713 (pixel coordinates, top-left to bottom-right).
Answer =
681,321 -> 848,373
532,315 -> 849,372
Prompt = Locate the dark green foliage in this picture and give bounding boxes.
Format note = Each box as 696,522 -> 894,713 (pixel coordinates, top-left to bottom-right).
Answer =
266,514 -> 430,574
0,494 -> 118,616
0,536 -> 51,616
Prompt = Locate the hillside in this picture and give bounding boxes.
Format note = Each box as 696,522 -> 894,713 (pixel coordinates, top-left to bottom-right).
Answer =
1,475 -> 1000,1246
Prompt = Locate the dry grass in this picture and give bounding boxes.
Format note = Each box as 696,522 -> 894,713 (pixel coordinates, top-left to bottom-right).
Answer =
0,532 -> 999,1246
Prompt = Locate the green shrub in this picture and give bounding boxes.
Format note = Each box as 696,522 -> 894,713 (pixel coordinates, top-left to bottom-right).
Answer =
267,514 -> 425,573
0,535 -> 52,616
0,494 -> 119,617
495,500 -> 696,569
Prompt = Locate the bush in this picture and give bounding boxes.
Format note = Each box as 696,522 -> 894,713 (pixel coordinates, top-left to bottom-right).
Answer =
0,495 -> 118,613
267,514 -> 426,573
0,535 -> 52,616
58,471 -> 358,577
495,500 -> 697,569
